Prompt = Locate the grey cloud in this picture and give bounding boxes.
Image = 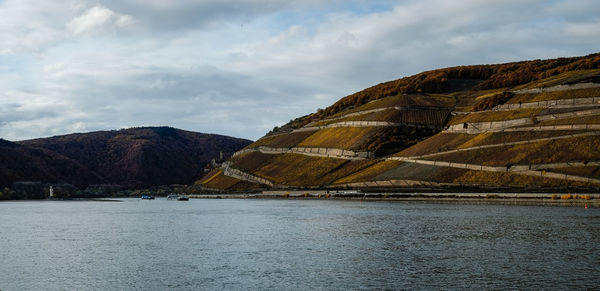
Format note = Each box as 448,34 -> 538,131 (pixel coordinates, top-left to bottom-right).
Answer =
25,63 -> 325,140
1,0 -> 599,142
99,0 -> 328,32
0,103 -> 58,123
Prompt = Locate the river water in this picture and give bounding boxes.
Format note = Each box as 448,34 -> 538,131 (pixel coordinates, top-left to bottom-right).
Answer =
0,199 -> 598,290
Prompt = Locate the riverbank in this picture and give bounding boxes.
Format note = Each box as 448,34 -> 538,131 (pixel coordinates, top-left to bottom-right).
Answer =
188,192 -> 600,207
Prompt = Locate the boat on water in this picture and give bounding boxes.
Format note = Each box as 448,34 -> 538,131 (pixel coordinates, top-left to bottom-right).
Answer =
167,193 -> 189,201
141,194 -> 155,200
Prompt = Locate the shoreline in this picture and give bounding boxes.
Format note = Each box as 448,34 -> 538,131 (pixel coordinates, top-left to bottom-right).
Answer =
2,194 -> 597,208
188,192 -> 600,207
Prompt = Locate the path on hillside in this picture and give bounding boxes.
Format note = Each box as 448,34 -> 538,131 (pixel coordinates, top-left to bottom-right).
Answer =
330,179 -> 441,188
222,162 -> 275,187
294,120 -> 440,133
233,146 -> 373,160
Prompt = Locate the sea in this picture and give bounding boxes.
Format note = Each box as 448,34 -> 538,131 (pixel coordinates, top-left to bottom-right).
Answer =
0,198 -> 598,290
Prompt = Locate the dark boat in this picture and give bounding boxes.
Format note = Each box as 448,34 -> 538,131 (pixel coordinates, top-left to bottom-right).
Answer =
141,195 -> 155,200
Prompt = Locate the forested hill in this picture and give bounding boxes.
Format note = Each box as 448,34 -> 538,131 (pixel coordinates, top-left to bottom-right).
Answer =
2,127 -> 252,189
0,138 -> 104,189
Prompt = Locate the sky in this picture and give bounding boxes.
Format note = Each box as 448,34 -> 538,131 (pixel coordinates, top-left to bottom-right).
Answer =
1,0 -> 599,141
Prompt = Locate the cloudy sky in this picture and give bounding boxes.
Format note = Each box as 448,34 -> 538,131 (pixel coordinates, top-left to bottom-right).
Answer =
1,0 -> 599,141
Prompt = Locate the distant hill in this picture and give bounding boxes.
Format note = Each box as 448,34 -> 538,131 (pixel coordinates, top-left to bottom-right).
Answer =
7,127 -> 252,189
0,138 -> 104,188
199,53 -> 600,192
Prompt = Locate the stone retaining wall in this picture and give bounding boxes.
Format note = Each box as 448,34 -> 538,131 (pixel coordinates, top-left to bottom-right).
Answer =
446,108 -> 600,133
492,97 -> 600,111
330,179 -> 441,189
441,124 -> 600,134
393,159 -> 600,184
262,190 -> 328,196
318,107 -> 391,123
501,124 -> 600,132
232,146 -> 374,160
392,131 -> 600,159
296,120 -> 438,133
511,82 -> 600,94
318,105 -> 449,123
223,166 -> 274,187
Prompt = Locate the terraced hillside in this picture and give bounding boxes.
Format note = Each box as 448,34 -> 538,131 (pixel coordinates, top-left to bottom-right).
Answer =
199,54 -> 600,192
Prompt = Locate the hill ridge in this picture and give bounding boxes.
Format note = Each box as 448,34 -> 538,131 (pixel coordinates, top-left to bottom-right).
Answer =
2,126 -> 252,189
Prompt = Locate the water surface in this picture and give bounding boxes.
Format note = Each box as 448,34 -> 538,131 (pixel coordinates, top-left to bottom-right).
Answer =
0,199 -> 598,290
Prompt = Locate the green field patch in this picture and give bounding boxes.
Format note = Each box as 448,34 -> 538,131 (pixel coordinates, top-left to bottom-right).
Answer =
253,154 -> 349,186
361,126 -> 439,155
312,108 -> 398,126
201,171 -> 244,190
374,162 -> 467,183
425,136 -> 600,166
448,108 -> 542,125
327,94 -> 451,119
548,166 -> 600,180
196,169 -> 222,184
315,108 -> 449,127
395,133 -> 474,157
227,181 -> 263,191
251,131 -> 315,148
298,127 -> 380,150
529,114 -> 600,126
453,169 -> 590,187
333,160 -> 403,184
456,130 -> 590,149
513,69 -> 600,90
508,87 -> 600,104
231,151 -> 277,172
322,160 -> 379,184
249,135 -> 278,147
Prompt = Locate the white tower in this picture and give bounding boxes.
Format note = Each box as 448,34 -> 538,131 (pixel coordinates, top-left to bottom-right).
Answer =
49,186 -> 54,199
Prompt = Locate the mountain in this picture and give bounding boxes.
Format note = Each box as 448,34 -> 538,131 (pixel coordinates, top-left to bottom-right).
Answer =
199,53 -> 600,192
0,138 -> 104,188
9,127 -> 252,189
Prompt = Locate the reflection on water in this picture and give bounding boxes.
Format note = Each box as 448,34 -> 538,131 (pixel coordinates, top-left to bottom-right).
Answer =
0,199 -> 598,290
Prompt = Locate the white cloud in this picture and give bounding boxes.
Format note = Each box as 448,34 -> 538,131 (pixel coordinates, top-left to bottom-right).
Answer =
564,21 -> 600,39
42,62 -> 66,74
0,0 -> 70,55
67,5 -> 134,35
0,0 -> 599,141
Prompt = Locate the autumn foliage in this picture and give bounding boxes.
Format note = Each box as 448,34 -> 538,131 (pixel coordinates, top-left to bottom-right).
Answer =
319,53 -> 600,117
